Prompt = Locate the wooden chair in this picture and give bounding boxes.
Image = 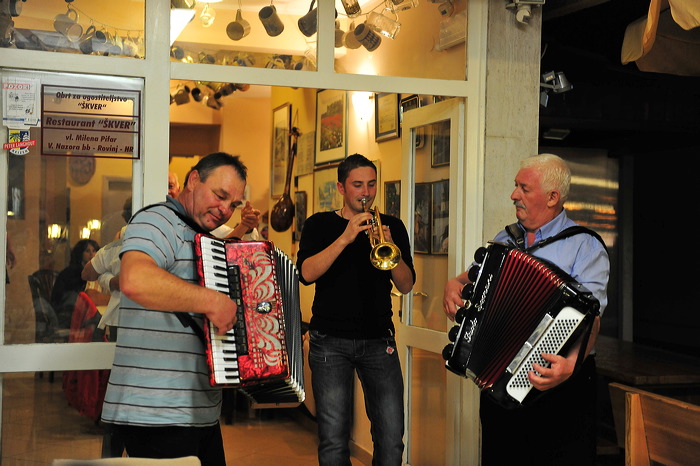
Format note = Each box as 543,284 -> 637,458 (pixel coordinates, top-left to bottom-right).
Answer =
28,270 -> 68,382
63,292 -> 110,422
609,382 -> 700,466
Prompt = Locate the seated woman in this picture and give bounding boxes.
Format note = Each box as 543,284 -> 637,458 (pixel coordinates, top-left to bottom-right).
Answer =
51,239 -> 103,328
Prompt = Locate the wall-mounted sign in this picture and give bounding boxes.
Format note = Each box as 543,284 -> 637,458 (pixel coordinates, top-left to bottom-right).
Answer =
41,85 -> 141,159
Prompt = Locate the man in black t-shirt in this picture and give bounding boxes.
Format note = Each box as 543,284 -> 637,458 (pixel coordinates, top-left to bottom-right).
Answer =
297,154 -> 415,466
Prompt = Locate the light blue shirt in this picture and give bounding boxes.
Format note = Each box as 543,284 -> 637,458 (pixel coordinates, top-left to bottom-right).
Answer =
492,209 -> 610,316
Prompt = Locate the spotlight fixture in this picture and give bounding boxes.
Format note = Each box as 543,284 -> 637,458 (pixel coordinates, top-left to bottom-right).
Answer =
539,70 -> 572,107
540,71 -> 572,93
505,0 -> 545,24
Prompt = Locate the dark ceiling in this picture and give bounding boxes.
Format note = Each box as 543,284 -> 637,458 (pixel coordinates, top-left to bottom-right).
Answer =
537,0 -> 700,153
542,0 -> 651,66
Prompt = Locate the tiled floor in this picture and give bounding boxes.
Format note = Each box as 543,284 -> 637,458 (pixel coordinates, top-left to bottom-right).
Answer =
1,373 -> 361,465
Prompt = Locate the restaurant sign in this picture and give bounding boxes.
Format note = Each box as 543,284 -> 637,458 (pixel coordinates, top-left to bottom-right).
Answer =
41,85 -> 141,159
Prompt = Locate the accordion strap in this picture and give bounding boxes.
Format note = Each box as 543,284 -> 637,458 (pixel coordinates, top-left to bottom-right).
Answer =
505,223 -> 608,254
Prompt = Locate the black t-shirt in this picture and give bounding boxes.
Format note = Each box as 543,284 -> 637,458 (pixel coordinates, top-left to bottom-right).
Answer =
297,210 -> 415,339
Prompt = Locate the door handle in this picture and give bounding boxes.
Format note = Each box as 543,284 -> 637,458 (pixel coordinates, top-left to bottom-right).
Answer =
391,291 -> 402,318
413,291 -> 428,298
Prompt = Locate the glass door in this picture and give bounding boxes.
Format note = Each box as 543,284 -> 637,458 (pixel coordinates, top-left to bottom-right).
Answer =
398,97 -> 479,465
1,68 -> 143,460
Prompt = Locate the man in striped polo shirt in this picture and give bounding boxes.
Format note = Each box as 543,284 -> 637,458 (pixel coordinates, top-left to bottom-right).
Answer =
101,153 -> 247,465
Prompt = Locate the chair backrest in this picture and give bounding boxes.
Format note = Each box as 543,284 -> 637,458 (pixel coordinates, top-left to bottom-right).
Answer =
609,382 -> 700,466
68,291 -> 105,343
29,269 -> 58,301
28,271 -> 63,342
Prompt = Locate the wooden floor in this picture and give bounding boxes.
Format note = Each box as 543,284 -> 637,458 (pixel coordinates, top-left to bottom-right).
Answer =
1,372 -> 627,465
1,372 -> 362,465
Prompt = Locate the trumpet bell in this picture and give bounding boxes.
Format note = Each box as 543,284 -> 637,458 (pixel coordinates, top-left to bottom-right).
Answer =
371,241 -> 401,270
361,197 -> 402,270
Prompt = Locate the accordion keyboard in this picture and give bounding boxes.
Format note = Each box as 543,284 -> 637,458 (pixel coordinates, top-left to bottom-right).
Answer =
199,237 -> 248,385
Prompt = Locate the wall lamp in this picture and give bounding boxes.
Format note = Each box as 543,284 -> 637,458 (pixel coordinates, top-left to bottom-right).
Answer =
47,224 -> 65,240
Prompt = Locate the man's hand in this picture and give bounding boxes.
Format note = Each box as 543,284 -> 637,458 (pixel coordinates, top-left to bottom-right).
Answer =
528,352 -> 576,391
205,291 -> 238,336
341,211 -> 373,246
443,277 -> 466,320
372,224 -> 395,245
529,316 -> 599,391
240,201 -> 261,232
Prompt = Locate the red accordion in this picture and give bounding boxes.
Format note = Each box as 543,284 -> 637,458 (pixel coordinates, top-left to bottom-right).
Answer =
194,234 -> 304,407
443,241 -> 599,409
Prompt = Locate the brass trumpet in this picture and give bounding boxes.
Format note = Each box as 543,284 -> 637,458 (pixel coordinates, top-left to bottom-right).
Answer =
361,198 -> 401,270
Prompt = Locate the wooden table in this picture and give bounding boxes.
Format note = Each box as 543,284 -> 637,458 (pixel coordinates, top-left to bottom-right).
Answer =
595,335 -> 700,452
596,335 -> 700,389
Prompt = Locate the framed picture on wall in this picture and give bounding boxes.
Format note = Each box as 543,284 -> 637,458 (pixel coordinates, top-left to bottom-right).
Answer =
431,120 -> 450,167
384,180 -> 400,218
315,89 -> 347,165
313,163 -> 343,213
271,102 -> 291,197
433,95 -> 453,103
431,179 -> 449,254
400,94 -> 425,149
400,94 -> 419,122
375,92 -> 400,142
293,191 -> 307,242
414,182 -> 431,254
296,131 -> 316,176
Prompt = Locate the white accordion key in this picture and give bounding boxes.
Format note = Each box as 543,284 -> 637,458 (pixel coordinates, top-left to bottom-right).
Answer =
199,237 -> 244,385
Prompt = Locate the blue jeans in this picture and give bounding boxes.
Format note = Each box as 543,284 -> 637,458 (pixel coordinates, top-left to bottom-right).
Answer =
308,330 -> 404,466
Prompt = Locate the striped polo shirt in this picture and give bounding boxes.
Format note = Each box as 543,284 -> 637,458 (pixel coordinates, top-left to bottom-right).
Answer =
101,198 -> 221,427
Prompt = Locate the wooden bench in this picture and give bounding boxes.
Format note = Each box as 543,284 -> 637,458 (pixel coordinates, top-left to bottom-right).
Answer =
609,382 -> 700,466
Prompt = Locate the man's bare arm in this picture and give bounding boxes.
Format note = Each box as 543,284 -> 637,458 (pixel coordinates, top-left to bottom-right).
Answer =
120,250 -> 237,335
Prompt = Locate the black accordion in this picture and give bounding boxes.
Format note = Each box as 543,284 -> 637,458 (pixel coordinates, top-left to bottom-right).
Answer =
443,241 -> 600,409
194,235 -> 305,408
